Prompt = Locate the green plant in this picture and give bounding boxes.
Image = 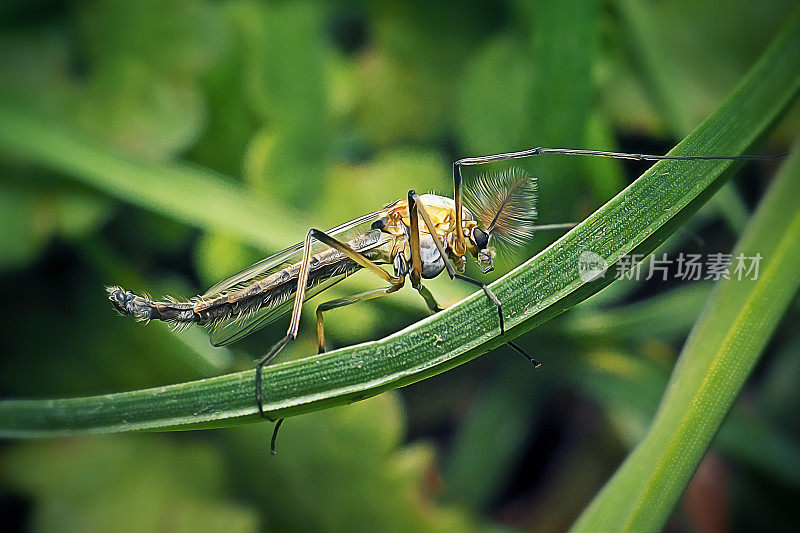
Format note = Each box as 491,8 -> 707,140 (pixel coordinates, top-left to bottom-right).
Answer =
0,9 -> 797,441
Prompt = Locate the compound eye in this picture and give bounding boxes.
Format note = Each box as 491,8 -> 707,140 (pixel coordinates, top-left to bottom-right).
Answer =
473,227 -> 489,249
371,216 -> 389,231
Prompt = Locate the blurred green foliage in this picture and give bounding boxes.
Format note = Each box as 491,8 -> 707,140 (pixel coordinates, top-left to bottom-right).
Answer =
0,1 -> 798,532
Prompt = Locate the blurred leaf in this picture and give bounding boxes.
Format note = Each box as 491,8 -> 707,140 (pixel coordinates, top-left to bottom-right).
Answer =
718,410 -> 800,490
0,0 -> 225,159
354,3 -> 486,147
194,231 -> 258,290
1,8 -> 796,436
623,0 -> 744,232
443,354 -> 550,511
0,104 -> 305,251
1,435 -> 259,533
78,0 -> 223,76
616,0 -> 792,132
580,113 -> 626,205
457,0 -> 597,271
572,133 -> 800,532
563,345 -> 800,491
223,394 -> 481,533
235,1 -> 331,208
73,58 -> 207,159
72,0 -> 224,158
554,282 -> 712,342
757,331 -> 800,437
0,185 -> 48,269
51,190 -> 111,238
605,0 -> 798,134
322,148 -> 449,226
456,34 -> 535,155
0,179 -> 111,270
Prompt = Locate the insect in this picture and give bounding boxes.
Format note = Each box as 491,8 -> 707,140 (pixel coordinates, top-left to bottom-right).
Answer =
107,146 -> 778,453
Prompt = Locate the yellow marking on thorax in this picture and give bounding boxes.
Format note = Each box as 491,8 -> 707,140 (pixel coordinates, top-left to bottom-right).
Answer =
377,195 -> 478,260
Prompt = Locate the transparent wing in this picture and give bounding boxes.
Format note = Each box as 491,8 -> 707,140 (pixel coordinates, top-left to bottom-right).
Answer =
209,274 -> 347,347
202,210 -> 382,298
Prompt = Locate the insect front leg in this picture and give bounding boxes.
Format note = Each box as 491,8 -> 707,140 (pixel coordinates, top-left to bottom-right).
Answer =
407,190 -> 507,334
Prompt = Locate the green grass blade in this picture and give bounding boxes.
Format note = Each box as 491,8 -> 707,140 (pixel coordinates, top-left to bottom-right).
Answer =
617,0 -> 751,233
0,9 -> 798,438
571,139 -> 800,531
0,104 -> 303,251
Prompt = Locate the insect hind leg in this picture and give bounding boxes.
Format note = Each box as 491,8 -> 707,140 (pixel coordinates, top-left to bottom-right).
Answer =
254,334 -> 292,456
315,280 -> 404,354
257,227 -> 401,454
255,334 -> 292,421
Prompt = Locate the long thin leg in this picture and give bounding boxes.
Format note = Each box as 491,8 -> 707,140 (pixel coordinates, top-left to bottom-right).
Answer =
407,190 -> 424,288
508,340 -> 541,369
453,271 -> 505,334
416,283 -> 443,313
255,335 -> 292,419
270,418 -> 284,455
408,190 -> 457,281
408,190 -> 506,334
286,229 -> 401,340
451,147 -> 783,253
256,228 -> 402,453
455,146 -> 783,167
406,197 -> 531,359
316,280 -> 405,353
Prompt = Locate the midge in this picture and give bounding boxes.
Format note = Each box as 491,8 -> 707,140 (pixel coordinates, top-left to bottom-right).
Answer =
108,146 -> 776,453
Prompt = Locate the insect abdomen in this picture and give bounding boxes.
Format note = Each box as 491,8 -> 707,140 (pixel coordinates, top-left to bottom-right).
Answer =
107,287 -> 198,325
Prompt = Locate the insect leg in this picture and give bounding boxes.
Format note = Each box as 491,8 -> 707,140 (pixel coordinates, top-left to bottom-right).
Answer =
316,280 -> 405,353
453,164 -> 467,255
454,146 -> 783,168
407,190 -> 424,287
507,340 -> 541,369
453,271 -> 505,334
452,148 -> 782,245
257,228 -> 401,454
408,190 -> 506,334
256,334 -> 291,455
416,284 -> 443,313
406,190 -> 449,312
407,190 -> 457,280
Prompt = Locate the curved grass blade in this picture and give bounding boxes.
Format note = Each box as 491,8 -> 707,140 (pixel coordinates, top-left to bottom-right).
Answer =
571,135 -> 800,532
0,9 -> 798,438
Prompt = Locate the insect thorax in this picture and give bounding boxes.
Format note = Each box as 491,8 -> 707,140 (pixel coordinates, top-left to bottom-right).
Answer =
374,194 -> 476,276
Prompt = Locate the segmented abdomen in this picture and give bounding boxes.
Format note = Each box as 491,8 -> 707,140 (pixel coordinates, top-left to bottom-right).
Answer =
108,248 -> 367,330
